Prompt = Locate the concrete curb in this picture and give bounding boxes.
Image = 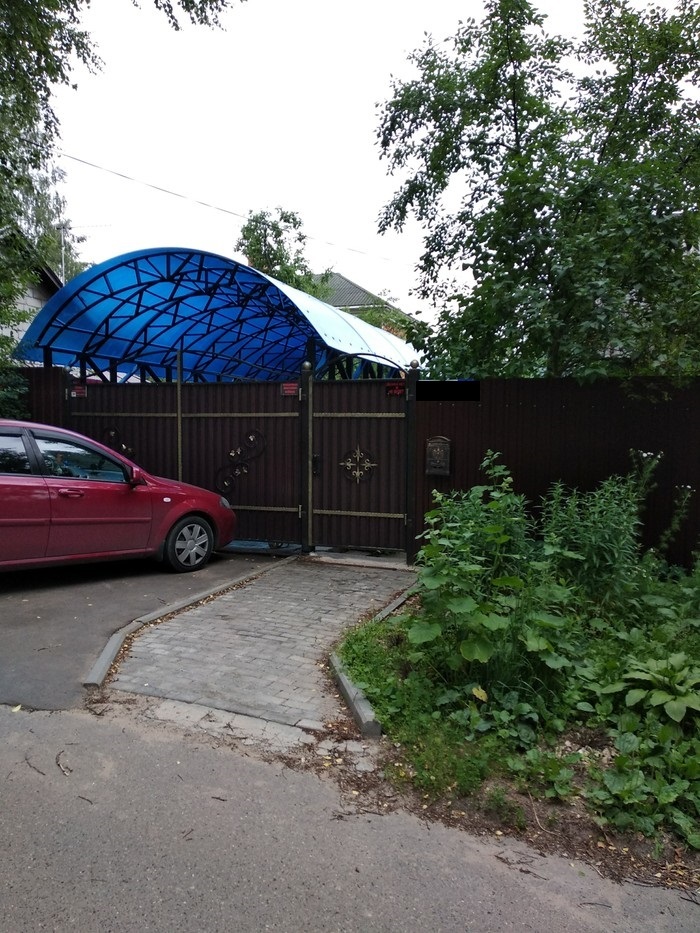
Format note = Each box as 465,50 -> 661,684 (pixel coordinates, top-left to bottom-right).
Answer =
83,555 -> 300,688
330,586 -> 415,739
307,552 -> 410,572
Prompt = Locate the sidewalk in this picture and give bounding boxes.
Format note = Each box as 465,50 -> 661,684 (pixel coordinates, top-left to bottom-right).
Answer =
105,555 -> 415,745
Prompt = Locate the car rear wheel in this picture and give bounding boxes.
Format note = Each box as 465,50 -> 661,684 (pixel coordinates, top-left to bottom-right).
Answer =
164,516 -> 214,572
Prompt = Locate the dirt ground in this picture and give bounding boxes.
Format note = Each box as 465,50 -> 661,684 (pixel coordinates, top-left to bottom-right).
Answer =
285,709 -> 700,897
83,680 -> 700,899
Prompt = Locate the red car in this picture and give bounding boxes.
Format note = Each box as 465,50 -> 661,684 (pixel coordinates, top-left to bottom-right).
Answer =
0,419 -> 236,573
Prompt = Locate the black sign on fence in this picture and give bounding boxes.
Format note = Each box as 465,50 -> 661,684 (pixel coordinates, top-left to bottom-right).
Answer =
416,380 -> 480,402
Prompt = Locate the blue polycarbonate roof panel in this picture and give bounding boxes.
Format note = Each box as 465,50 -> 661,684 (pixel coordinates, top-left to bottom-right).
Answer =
15,248 -> 417,381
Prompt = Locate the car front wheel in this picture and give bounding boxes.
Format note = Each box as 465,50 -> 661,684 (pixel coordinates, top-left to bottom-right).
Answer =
164,516 -> 214,572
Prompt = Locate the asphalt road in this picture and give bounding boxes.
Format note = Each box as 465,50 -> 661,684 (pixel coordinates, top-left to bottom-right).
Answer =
2,705 -> 696,933
0,550 -> 275,711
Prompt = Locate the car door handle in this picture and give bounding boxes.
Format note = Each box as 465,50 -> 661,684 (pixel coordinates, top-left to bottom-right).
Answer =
58,488 -> 85,498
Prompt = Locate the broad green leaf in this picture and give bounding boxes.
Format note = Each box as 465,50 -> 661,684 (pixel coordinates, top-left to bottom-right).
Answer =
446,595 -> 478,614
623,671 -> 655,684
543,653 -> 571,670
523,632 -> 550,653
407,622 -> 442,645
495,594 -> 518,609
615,732 -> 640,754
481,612 -> 510,632
472,686 -> 488,702
527,611 -> 566,628
421,574 -> 449,590
656,607 -> 677,619
656,781 -> 689,806
491,576 -> 524,589
641,594 -> 673,607
624,688 -> 648,707
664,699 -> 688,723
460,636 -> 495,663
617,711 -> 641,732
649,690 -> 674,707
657,723 -> 682,745
603,769 -> 645,796
603,771 -> 629,795
601,681 -> 627,694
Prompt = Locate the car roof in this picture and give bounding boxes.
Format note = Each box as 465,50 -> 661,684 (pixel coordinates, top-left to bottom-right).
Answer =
0,419 -> 72,432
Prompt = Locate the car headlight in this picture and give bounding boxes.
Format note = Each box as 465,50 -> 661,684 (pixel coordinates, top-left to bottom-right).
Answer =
219,496 -> 233,510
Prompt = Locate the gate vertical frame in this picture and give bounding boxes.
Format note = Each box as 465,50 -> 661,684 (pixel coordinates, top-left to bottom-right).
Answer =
405,362 -> 419,563
300,362 -> 314,553
176,344 -> 183,481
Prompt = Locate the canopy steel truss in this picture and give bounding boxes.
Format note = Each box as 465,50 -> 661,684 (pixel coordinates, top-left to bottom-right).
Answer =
16,248 -> 416,383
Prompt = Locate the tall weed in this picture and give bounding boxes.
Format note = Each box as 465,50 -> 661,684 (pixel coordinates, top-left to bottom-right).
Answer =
539,454 -> 661,607
408,452 -> 581,730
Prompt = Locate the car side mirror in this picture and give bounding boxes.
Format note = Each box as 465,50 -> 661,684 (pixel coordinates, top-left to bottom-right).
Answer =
129,466 -> 147,487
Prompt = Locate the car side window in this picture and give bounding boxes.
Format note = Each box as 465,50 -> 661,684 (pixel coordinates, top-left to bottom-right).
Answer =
0,434 -> 31,474
34,437 -> 128,483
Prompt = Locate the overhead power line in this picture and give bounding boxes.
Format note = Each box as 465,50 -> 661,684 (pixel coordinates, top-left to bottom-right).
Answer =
58,151 -> 413,266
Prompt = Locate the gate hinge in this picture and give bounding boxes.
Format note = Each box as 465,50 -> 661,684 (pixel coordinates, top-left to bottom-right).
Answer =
298,504 -> 302,519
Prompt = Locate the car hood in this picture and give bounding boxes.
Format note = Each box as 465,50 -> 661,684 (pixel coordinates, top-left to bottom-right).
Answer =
145,472 -> 225,502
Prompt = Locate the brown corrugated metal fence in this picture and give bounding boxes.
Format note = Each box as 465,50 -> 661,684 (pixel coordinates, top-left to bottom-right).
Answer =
22,369 -> 700,565
412,379 -> 700,566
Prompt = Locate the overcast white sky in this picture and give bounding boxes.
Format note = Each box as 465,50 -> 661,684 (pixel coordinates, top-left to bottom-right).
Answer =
51,0 -> 647,314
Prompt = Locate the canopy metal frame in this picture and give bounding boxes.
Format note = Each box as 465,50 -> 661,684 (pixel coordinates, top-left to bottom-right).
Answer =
16,248 -> 415,383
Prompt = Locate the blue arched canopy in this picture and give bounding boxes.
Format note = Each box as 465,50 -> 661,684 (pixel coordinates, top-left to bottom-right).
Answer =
15,248 -> 416,382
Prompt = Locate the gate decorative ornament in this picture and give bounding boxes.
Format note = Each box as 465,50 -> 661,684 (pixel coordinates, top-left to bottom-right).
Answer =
216,429 -> 266,494
101,426 -> 135,459
339,446 -> 377,484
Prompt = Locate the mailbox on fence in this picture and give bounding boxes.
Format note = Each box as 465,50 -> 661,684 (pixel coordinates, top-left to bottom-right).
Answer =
426,436 -> 451,476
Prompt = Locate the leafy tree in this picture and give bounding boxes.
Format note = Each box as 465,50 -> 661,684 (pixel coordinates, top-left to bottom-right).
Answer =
0,365 -> 29,419
378,0 -> 700,379
19,163 -> 87,283
0,0 -> 239,363
353,300 -> 414,340
0,228 -> 36,364
235,208 -> 332,299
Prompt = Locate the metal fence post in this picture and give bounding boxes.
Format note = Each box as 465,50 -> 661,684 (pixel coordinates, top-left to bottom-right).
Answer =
300,362 -> 314,552
405,360 -> 420,563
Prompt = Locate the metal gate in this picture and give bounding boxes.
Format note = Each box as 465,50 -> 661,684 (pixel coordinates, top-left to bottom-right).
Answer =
55,370 -> 413,554
303,375 -> 409,551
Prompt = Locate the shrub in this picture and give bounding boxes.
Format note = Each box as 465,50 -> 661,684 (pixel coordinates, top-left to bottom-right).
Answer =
339,450 -> 700,848
0,366 -> 29,419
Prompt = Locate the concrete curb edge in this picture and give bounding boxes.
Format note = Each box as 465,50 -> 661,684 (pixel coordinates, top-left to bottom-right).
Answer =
83,555 -> 300,689
330,585 -> 415,739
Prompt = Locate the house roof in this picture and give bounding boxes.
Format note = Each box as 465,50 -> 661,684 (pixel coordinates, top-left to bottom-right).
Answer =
315,272 -> 399,311
0,226 -> 63,294
38,263 -> 63,294
14,248 -> 417,382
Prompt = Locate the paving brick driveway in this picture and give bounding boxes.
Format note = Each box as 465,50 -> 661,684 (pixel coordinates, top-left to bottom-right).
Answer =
111,556 -> 415,729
